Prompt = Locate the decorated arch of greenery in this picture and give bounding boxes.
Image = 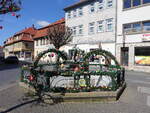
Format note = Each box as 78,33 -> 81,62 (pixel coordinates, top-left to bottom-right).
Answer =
21,48 -> 125,94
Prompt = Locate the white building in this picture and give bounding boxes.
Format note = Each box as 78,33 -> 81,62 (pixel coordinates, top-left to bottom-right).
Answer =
64,0 -> 117,55
116,0 -> 150,72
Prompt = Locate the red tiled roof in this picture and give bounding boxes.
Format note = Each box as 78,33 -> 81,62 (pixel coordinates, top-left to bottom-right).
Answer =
0,46 -> 3,48
33,27 -> 48,39
34,18 -> 65,39
15,27 -> 37,36
4,27 -> 36,46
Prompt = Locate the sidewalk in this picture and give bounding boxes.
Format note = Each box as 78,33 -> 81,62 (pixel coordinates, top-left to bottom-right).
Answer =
0,81 -> 150,113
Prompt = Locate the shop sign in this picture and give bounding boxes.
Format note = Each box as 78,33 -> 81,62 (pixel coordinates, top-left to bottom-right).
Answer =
142,34 -> 150,42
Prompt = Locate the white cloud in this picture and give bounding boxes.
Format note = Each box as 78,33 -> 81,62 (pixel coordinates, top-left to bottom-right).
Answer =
36,20 -> 50,27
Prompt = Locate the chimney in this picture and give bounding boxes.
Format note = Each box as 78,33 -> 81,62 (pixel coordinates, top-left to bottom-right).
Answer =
32,24 -> 35,29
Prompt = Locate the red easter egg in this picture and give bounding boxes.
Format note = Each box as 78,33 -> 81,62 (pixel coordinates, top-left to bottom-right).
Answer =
29,75 -> 34,81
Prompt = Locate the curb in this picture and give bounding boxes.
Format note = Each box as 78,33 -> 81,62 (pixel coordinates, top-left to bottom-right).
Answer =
19,82 -> 126,103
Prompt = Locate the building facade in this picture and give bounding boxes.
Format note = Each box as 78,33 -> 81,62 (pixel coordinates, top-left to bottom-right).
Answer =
116,0 -> 150,72
34,18 -> 65,58
4,27 -> 36,61
64,0 -> 117,55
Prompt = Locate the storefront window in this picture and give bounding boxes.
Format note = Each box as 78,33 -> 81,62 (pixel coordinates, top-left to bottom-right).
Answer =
135,47 -> 150,66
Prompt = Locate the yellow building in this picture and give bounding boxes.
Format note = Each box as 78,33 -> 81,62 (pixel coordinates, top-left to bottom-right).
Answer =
4,27 -> 36,61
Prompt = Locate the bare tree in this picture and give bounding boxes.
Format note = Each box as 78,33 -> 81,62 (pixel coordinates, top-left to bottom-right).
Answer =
47,24 -> 73,49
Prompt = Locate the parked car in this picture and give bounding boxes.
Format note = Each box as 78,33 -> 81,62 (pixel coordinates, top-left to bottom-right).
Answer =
5,56 -> 19,64
0,56 -> 5,64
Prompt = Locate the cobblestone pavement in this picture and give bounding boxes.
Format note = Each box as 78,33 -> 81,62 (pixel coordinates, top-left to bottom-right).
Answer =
0,71 -> 150,113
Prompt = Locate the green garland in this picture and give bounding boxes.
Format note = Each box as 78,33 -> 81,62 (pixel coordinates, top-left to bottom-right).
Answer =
20,48 -> 125,93
83,49 -> 120,66
34,48 -> 67,68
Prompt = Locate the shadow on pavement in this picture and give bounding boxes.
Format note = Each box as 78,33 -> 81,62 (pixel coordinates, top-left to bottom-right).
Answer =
1,99 -> 38,113
1,93 -> 57,113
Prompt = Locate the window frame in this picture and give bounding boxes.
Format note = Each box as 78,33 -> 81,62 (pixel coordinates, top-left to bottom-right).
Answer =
72,26 -> 77,36
106,18 -> 113,32
67,11 -> 71,19
36,40 -> 38,46
123,0 -> 150,9
89,22 -> 95,34
143,21 -> 150,32
143,0 -> 150,4
107,0 -> 113,8
73,9 -> 77,18
97,20 -> 104,33
97,0 -> 104,11
89,3 -> 95,13
78,7 -> 83,17
123,20 -> 150,34
78,25 -> 83,36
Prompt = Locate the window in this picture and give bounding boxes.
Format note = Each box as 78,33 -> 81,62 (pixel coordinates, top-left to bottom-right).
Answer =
37,51 -> 39,56
133,0 -> 141,6
107,0 -> 113,8
132,23 -> 141,32
135,47 -> 150,66
89,3 -> 95,13
123,0 -> 150,9
98,0 -> 104,11
25,43 -> 28,48
123,24 -> 132,33
46,38 -> 49,45
89,22 -> 95,34
36,40 -> 38,46
123,20 -> 150,34
40,39 -> 42,45
97,20 -> 104,32
73,9 -> 77,17
78,7 -> 83,16
123,0 -> 132,8
67,11 -> 71,19
72,27 -> 77,36
143,0 -> 150,4
143,21 -> 150,31
78,25 -> 83,35
106,18 -> 113,31
43,38 -> 45,45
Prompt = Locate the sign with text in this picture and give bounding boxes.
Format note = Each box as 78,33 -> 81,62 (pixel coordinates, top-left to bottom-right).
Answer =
142,34 -> 150,42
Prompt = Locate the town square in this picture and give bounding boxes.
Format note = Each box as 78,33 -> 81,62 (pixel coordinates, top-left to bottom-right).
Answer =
0,0 -> 150,113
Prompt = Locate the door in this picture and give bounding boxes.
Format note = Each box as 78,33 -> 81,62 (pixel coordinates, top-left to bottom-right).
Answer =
121,47 -> 129,66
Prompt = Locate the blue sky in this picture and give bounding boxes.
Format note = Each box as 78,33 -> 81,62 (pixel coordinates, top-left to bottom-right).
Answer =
0,0 -> 78,46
